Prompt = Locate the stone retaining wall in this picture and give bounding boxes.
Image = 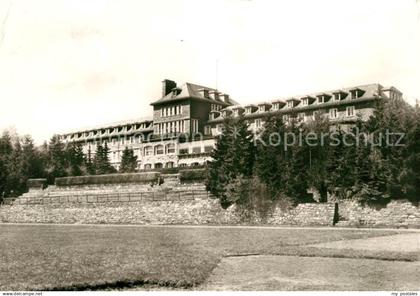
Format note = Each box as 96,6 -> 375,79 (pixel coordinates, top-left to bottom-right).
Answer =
0,197 -> 336,226
337,200 -> 420,228
1,178 -> 419,227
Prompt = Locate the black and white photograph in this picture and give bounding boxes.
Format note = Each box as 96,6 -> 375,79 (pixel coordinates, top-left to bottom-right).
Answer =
0,0 -> 419,294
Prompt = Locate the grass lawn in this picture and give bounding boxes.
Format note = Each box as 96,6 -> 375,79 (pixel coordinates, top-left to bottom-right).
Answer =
0,224 -> 411,290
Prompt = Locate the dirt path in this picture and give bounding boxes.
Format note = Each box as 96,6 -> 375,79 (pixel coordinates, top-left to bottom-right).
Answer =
201,255 -> 420,291
307,232 -> 420,253
201,232 -> 420,291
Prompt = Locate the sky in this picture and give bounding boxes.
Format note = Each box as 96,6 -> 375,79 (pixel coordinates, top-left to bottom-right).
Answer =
0,0 -> 419,143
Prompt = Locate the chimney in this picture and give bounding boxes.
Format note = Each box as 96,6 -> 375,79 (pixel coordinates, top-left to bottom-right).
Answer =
162,79 -> 177,98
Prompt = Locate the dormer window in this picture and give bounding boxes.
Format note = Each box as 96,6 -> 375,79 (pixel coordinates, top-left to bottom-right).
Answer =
318,96 -> 324,104
350,89 -> 365,99
272,103 -> 279,110
287,101 -> 294,108
198,88 -> 209,98
234,109 -> 239,117
334,93 -> 341,101
259,106 -> 265,113
245,107 -> 252,115
333,91 -> 348,101
302,98 -> 309,106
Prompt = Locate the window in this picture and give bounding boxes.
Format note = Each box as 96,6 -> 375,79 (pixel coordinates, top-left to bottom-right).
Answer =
298,113 -> 305,121
165,162 -> 174,168
259,106 -> 265,113
144,146 -> 153,156
245,107 -> 252,114
144,164 -> 152,170
166,143 -> 176,154
154,145 -> 164,155
192,147 -> 201,154
317,96 -> 324,104
192,119 -> 199,133
346,106 -> 355,117
334,92 -> 347,101
282,115 -> 289,122
287,101 -> 294,108
272,103 -> 278,110
179,148 -> 189,155
179,163 -> 188,167
329,108 -> 338,119
302,98 -> 308,106
255,119 -> 262,128
204,146 -> 213,153
351,90 -> 364,99
191,162 -> 200,167
155,163 -> 163,169
211,104 -> 221,111
204,126 -> 211,135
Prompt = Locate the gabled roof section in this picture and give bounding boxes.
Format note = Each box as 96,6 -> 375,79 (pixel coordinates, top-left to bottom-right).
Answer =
150,82 -> 238,106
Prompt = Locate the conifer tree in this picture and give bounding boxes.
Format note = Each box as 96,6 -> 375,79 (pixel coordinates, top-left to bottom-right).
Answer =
0,132 -> 13,197
206,117 -> 236,208
85,146 -> 95,175
66,142 -> 85,176
119,147 -> 138,173
21,135 -> 44,179
232,117 -> 255,177
254,115 -> 286,197
94,142 -> 115,175
47,135 -> 67,183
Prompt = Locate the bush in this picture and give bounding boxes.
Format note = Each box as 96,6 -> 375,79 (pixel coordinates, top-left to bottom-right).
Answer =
225,175 -> 276,218
55,172 -> 160,186
180,169 -> 206,183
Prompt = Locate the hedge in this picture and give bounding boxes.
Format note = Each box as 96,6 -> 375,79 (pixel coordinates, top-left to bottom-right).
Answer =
55,172 -> 161,187
27,179 -> 47,190
179,169 -> 207,183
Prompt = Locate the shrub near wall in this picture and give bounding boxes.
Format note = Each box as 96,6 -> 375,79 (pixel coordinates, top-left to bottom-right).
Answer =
179,169 -> 206,183
55,172 -> 161,187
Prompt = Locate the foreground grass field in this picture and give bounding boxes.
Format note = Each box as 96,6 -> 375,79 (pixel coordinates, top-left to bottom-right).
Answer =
0,224 -> 415,290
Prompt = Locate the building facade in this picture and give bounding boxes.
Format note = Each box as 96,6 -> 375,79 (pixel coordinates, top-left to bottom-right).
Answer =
59,80 -> 403,170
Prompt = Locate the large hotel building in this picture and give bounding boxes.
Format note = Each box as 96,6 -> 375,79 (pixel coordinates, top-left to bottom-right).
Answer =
58,79 -> 403,171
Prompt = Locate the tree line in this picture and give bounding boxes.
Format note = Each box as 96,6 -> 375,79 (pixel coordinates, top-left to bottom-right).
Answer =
0,133 -> 138,199
206,98 -> 420,209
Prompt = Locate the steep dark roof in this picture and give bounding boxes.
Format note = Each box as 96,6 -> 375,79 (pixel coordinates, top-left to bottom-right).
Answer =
150,82 -> 238,106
